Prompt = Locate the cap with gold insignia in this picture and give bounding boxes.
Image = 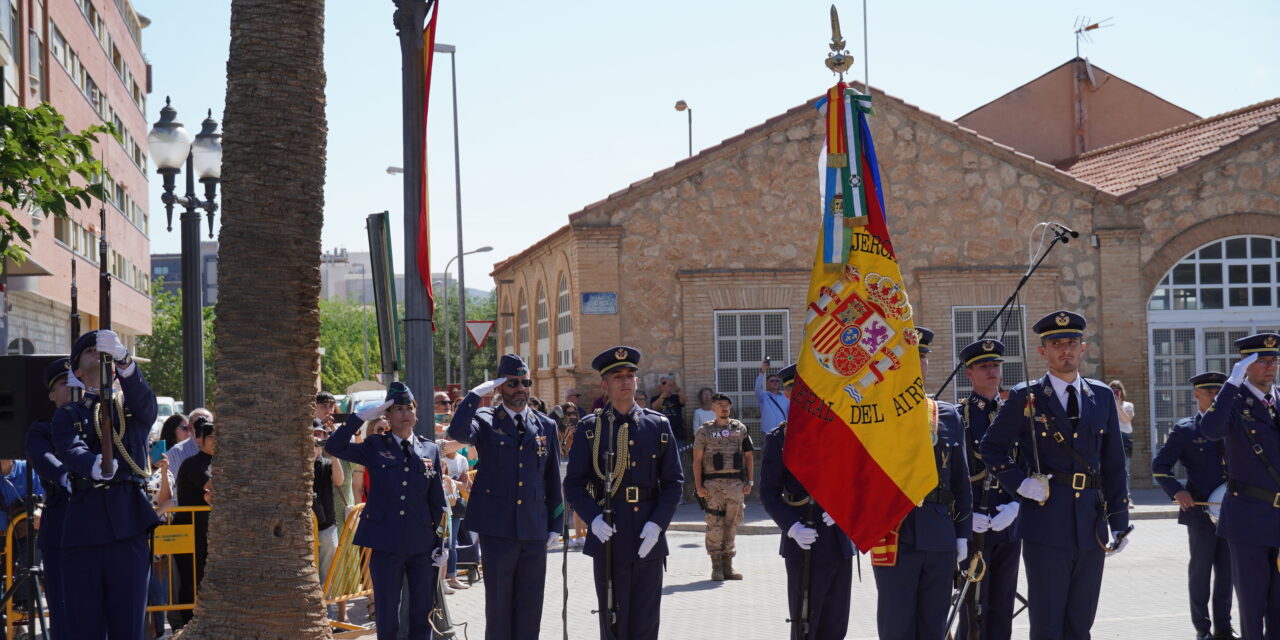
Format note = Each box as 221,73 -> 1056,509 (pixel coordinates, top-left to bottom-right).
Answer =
915,327 -> 935,354
496,353 -> 529,377
385,381 -> 415,406
1188,371 -> 1228,390
1234,332 -> 1280,357
592,346 -> 641,375
960,339 -> 1005,367
777,363 -> 798,387
43,357 -> 71,390
1033,310 -> 1086,340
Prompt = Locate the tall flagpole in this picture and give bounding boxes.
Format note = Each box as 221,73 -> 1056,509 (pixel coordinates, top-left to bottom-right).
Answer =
393,0 -> 435,429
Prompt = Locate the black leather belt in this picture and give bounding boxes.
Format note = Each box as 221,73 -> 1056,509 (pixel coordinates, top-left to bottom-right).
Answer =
1049,472 -> 1101,490
922,487 -> 954,505
619,486 -> 659,503
1228,479 -> 1280,508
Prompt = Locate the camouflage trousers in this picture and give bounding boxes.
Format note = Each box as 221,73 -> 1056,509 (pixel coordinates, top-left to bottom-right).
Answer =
703,478 -> 745,556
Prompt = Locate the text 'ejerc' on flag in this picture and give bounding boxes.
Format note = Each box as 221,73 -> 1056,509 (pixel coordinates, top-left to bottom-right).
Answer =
781,83 -> 937,551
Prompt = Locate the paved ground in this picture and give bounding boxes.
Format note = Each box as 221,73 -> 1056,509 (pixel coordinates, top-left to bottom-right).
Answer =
346,489 -> 1236,639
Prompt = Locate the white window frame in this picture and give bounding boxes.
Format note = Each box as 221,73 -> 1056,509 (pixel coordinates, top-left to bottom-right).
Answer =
535,286 -> 550,371
556,274 -> 573,367
949,305 -> 1029,404
713,309 -> 790,441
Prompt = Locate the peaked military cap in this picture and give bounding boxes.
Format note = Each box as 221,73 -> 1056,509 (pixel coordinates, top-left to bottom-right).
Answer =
592,346 -> 641,375
1235,332 -> 1280,357
777,363 -> 798,387
496,353 -> 529,377
1033,310 -> 1086,340
43,357 -> 71,390
70,330 -> 99,369
386,381 -> 415,406
1188,371 -> 1228,390
915,327 -> 935,354
960,339 -> 1005,367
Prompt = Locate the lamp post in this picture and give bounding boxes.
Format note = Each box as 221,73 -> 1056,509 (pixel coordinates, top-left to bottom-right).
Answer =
441,245 -> 491,386
675,100 -> 692,157
148,98 -> 222,409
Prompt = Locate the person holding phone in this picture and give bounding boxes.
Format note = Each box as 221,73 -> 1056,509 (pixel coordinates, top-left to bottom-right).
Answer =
756,358 -> 789,435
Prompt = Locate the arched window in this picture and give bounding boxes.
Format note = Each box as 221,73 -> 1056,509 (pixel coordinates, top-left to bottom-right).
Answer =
535,285 -> 550,370
556,273 -> 573,367
500,296 -> 513,354
517,292 -> 530,365
1147,234 -> 1280,452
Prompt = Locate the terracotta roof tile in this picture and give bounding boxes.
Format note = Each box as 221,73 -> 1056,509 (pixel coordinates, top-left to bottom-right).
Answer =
1064,98 -> 1280,195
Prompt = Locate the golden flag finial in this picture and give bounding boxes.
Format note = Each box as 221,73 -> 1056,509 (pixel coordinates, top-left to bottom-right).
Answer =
825,5 -> 854,77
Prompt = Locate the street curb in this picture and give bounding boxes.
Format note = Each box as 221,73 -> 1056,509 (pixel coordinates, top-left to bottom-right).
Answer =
669,508 -> 1180,535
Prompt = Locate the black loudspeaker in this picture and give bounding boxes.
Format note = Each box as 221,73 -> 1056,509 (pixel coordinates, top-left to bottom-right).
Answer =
0,354 -> 61,459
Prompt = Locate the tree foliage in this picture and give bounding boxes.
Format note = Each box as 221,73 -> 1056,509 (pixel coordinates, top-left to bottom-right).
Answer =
0,103 -> 114,263
136,279 -> 216,404
432,288 -> 497,390
318,299 -> 380,393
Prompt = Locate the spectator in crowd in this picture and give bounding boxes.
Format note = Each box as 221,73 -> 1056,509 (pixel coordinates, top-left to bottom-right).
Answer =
528,395 -> 547,414
316,391 -> 338,430
651,375 -> 689,442
146,452 -> 175,637
313,420 -> 344,593
440,444 -> 472,590
1110,379 -> 1136,505
693,387 -> 716,427
564,388 -> 581,407
634,390 -> 650,409
551,402 -> 586,546
168,408 -> 214,477
173,419 -> 216,629
755,359 -> 789,434
159,413 -> 191,451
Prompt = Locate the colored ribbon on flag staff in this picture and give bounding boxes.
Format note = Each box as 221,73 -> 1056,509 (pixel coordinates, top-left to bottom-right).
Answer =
783,84 -> 937,551
417,0 -> 441,329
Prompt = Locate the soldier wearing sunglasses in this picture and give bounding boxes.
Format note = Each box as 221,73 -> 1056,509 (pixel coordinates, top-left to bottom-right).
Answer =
448,354 -> 564,640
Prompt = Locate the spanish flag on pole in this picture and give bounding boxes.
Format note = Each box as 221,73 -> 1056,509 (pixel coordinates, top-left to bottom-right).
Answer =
418,0 -> 441,329
782,83 -> 937,550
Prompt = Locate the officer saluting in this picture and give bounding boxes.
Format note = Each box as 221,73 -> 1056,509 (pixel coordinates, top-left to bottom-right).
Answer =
871,328 -> 972,640
1152,371 -> 1237,640
1200,333 -> 1280,640
447,353 -> 563,640
563,346 -> 684,640
26,357 -> 75,639
51,329 -> 159,639
759,364 -> 855,640
326,382 -> 448,640
955,338 -> 1023,640
979,311 -> 1130,640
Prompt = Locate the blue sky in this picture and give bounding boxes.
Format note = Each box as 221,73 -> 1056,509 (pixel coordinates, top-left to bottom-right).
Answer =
135,0 -> 1278,286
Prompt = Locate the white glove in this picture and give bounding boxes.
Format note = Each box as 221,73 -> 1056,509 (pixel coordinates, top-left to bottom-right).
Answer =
1227,354 -> 1258,387
469,378 -> 508,397
91,454 -> 117,481
590,515 -> 616,543
956,538 -> 968,567
971,513 -> 992,533
65,370 -> 85,396
431,547 -> 449,568
637,521 -> 662,558
1016,476 -> 1050,502
547,531 -> 561,548
821,511 -> 835,527
356,399 -> 394,422
1106,531 -> 1129,557
991,502 -> 1020,531
787,522 -> 818,549
97,329 -> 129,361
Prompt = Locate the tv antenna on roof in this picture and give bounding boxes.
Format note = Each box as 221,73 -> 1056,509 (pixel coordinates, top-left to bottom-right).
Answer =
1074,16 -> 1113,58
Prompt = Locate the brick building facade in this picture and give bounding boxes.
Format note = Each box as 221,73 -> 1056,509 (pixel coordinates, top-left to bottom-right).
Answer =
491,61 -> 1280,488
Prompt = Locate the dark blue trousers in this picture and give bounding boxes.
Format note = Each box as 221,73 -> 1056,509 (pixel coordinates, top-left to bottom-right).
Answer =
591,556 -> 663,640
1022,541 -> 1104,640
1227,539 -> 1280,640
39,545 -> 65,640
61,533 -> 150,640
784,555 -> 852,640
478,535 -> 548,640
956,538 -> 1023,640
872,543 -> 954,640
1187,521 -> 1233,635
368,549 -> 434,640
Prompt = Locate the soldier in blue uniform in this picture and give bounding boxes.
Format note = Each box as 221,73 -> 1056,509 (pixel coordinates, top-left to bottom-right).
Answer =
1201,333 -> 1280,640
447,353 -> 563,640
956,339 -> 1024,640
326,382 -> 448,640
50,329 -> 160,639
26,357 -> 74,640
1152,371 -> 1238,640
563,346 -> 684,640
872,328 -> 972,640
979,311 -> 1130,640
759,363 -> 855,640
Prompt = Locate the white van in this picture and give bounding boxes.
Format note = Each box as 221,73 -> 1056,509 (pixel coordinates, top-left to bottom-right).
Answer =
150,396 -> 180,443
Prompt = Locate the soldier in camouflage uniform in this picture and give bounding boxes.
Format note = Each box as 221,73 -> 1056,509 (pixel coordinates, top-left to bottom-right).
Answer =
692,393 -> 755,581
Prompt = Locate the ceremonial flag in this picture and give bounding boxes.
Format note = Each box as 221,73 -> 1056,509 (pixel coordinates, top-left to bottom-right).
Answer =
782,83 -> 937,550
418,0 -> 441,329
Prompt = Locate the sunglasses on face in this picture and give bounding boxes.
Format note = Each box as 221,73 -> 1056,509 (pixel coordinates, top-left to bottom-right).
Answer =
435,400 -> 450,406
177,425 -> 191,431
505,379 -> 534,388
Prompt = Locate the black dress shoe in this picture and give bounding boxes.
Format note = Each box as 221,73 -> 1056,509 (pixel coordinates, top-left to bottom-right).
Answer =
1211,628 -> 1239,640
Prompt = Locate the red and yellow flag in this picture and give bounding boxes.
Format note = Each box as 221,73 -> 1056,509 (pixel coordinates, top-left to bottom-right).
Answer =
417,0 -> 440,329
782,84 -> 936,550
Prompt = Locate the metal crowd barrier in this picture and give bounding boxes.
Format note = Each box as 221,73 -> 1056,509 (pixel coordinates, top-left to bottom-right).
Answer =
323,503 -> 374,632
3,512 -> 33,639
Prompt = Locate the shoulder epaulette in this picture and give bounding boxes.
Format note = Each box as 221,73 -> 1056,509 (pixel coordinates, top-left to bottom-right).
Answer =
642,408 -> 665,417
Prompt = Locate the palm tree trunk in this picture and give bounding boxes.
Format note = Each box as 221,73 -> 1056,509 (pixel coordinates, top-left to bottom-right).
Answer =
176,0 -> 329,637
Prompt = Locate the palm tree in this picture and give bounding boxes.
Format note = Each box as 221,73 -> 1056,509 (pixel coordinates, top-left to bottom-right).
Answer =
176,0 -> 330,637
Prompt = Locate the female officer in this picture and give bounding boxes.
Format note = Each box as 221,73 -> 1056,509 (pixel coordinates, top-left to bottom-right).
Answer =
327,382 -> 448,640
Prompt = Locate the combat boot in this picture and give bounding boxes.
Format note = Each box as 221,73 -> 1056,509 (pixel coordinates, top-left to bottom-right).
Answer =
710,555 -> 724,581
722,554 -> 743,580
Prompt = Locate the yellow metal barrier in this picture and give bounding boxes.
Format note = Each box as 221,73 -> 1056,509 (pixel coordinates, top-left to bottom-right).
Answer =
147,505 -> 211,615
3,512 -> 37,639
323,503 -> 373,632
